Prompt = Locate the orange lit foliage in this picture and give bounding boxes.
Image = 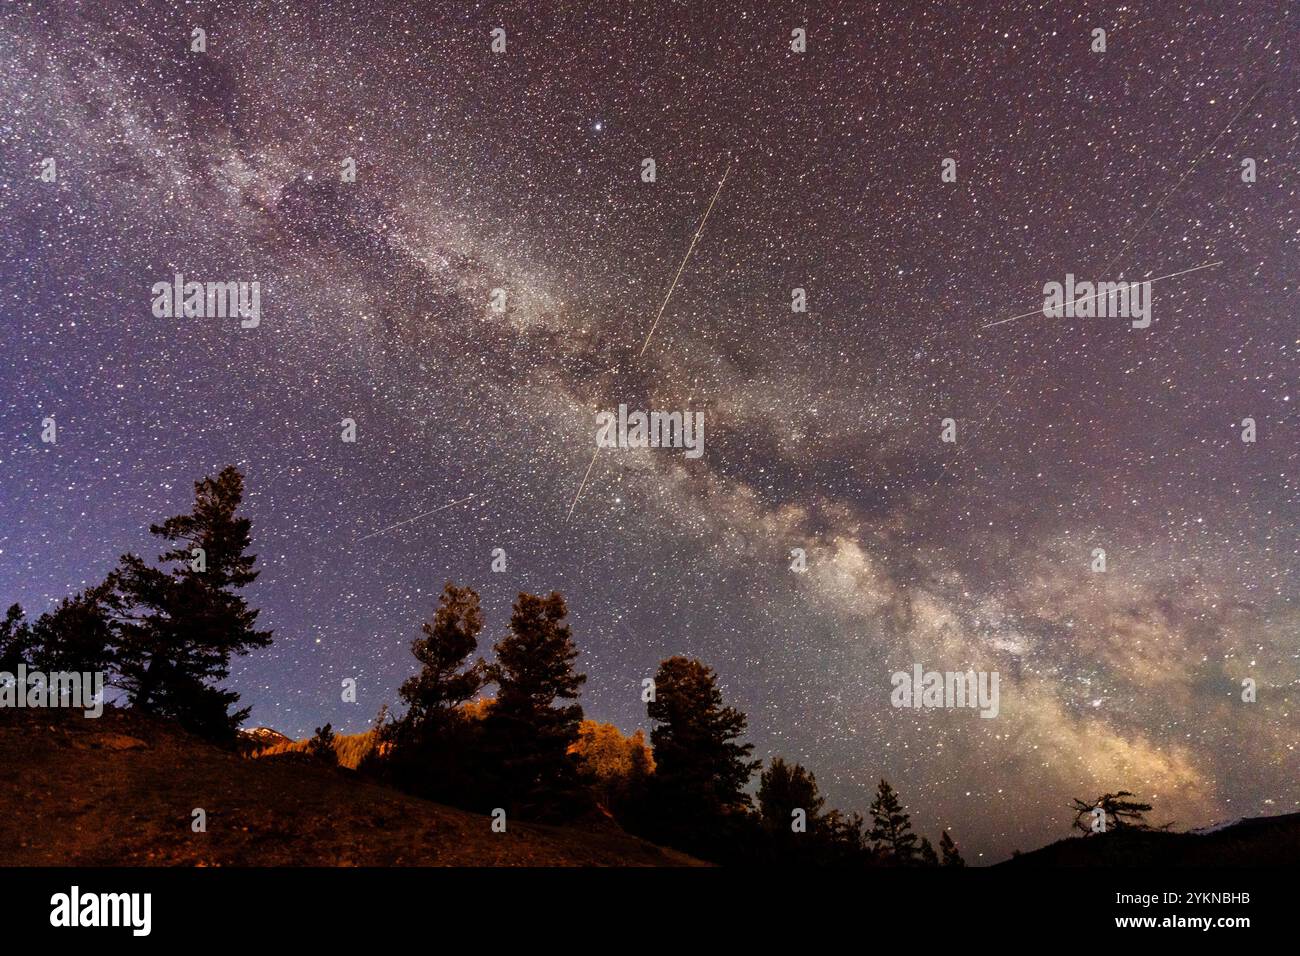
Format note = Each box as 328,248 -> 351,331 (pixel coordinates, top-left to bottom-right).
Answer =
460,697 -> 495,722
569,720 -> 654,810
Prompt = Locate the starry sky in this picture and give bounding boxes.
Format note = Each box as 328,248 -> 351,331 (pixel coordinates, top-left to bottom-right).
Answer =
1,1 -> 1297,862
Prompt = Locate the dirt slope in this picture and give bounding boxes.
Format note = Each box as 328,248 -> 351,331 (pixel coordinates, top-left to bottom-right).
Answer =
0,708 -> 701,867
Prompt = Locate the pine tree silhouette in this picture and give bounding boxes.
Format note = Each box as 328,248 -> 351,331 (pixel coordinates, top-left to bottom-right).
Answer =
397,583 -> 486,728
28,581 -> 120,675
384,583 -> 489,805
481,591 -> 587,819
307,723 -> 339,766
918,836 -> 939,866
112,467 -> 271,742
939,828 -> 966,866
649,656 -> 757,811
869,778 -> 919,864
758,757 -> 826,835
0,604 -> 34,673
639,655 -> 760,860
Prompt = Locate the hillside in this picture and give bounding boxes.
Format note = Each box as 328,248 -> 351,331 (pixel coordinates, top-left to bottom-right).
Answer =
1002,814 -> 1300,866
0,708 -> 702,867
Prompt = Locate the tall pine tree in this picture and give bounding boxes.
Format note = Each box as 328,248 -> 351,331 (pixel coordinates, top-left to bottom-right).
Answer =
758,757 -> 825,863
939,828 -> 966,866
396,583 -> 485,728
641,655 -> 760,859
869,778 -> 919,864
648,656 -> 758,812
918,836 -> 939,866
481,591 -> 587,819
113,467 -> 270,742
384,583 -> 487,805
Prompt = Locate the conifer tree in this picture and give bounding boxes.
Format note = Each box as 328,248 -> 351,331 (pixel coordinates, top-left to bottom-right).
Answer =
0,604 -> 34,673
481,591 -> 587,818
396,583 -> 485,729
639,656 -> 760,859
384,583 -> 487,803
113,467 -> 271,742
821,808 -> 873,865
918,836 -> 939,866
648,656 -> 758,814
868,778 -> 919,864
758,757 -> 828,863
28,581 -> 120,675
759,758 -> 825,834
939,828 -> 966,866
307,723 -> 339,766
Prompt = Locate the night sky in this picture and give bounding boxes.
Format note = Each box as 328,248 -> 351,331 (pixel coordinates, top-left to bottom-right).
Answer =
2,1 -> 1297,862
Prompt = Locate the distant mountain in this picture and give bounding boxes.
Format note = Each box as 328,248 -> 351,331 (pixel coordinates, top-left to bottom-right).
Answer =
238,726 -> 293,750
1002,813 -> 1300,866
0,707 -> 702,866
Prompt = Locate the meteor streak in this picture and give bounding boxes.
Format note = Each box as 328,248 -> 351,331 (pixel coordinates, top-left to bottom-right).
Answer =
638,161 -> 733,358
356,493 -> 477,542
981,260 -> 1222,329
567,159 -> 734,522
